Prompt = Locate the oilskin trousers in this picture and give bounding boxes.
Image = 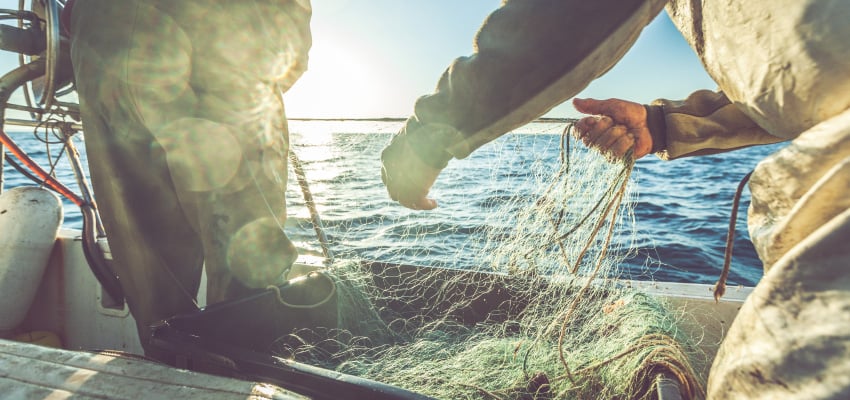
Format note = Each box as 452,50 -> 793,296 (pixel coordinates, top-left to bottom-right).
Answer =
70,0 -> 310,361
707,108 -> 850,399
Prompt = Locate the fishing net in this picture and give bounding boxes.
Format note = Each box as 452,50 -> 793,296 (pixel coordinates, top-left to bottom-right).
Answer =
274,121 -> 705,399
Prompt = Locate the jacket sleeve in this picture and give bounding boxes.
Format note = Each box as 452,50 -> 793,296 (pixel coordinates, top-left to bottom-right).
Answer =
645,90 -> 786,160
397,0 -> 668,169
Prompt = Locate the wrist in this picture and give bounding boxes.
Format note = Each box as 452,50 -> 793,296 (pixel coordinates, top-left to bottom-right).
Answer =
643,104 -> 667,153
394,119 -> 454,170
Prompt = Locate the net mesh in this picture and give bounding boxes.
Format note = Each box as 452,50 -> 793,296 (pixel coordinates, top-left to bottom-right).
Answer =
275,121 -> 705,399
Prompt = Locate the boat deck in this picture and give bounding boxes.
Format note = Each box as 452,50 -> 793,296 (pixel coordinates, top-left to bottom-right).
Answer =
0,338 -> 307,399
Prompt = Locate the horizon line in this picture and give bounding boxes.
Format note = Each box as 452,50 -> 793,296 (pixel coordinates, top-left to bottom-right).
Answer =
288,117 -> 578,123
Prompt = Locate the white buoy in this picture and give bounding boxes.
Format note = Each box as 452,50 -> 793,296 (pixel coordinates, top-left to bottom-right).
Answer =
0,186 -> 63,333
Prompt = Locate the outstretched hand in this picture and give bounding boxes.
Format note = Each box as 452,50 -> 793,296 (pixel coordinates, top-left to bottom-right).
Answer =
380,135 -> 441,210
572,98 -> 653,160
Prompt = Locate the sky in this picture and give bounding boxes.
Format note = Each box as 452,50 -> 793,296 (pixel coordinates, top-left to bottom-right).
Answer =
283,0 -> 718,119
0,0 -> 717,120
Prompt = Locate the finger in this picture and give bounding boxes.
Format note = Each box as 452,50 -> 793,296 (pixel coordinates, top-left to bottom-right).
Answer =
380,167 -> 401,202
573,98 -> 615,116
592,115 -> 614,135
575,115 -> 614,139
590,124 -> 627,152
574,98 -> 645,128
400,196 -> 438,211
415,197 -> 438,210
605,132 -> 635,160
574,116 -> 596,138
384,171 -> 438,210
633,134 -> 653,159
389,185 -> 435,210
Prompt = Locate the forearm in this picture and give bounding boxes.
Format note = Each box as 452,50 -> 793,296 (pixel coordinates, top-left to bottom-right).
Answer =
646,90 -> 786,160
401,0 -> 667,168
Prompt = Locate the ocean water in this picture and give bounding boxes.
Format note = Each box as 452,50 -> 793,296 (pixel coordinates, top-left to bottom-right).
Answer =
2,120 -> 781,286
284,120 -> 780,286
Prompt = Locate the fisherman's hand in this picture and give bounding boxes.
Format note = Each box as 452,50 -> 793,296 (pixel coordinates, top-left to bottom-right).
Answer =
573,98 -> 653,160
380,134 -> 442,210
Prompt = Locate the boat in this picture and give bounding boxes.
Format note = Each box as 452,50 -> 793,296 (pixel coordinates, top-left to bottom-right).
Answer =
2,226 -> 752,399
0,2 -> 753,399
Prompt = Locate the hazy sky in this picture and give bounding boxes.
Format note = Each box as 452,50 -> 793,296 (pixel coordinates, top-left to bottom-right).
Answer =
0,1 -> 718,120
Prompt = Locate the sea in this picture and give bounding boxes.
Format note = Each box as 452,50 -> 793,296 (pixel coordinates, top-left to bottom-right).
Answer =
2,120 -> 784,287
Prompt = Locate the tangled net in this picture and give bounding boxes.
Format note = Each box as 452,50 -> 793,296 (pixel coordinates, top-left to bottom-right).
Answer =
274,124 -> 704,399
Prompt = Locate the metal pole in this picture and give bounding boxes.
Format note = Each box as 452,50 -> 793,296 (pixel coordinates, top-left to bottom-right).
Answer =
0,59 -> 48,193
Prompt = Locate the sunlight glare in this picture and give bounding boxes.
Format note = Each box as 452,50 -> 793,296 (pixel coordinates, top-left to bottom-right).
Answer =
283,36 -> 391,119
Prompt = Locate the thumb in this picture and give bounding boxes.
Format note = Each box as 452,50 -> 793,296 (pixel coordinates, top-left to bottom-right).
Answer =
572,97 -> 609,116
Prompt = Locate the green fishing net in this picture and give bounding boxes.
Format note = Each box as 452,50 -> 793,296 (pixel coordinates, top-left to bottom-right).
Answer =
276,123 -> 705,399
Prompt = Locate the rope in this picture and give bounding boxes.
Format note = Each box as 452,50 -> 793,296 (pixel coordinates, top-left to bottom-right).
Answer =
289,149 -> 334,262
4,152 -> 57,192
273,86 -> 334,263
267,270 -> 337,309
713,170 -> 753,302
0,127 -> 84,205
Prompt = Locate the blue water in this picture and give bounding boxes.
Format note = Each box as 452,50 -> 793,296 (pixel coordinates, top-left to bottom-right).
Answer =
3,120 -> 781,286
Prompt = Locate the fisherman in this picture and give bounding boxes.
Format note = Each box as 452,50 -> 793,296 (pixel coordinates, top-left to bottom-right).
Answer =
69,0 -> 311,363
380,0 -> 850,397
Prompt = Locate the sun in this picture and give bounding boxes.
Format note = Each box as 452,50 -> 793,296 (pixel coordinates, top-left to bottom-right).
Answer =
283,36 -> 391,119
